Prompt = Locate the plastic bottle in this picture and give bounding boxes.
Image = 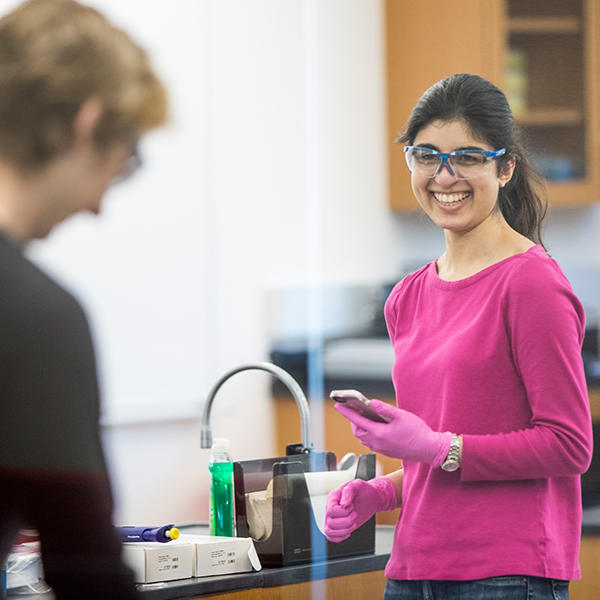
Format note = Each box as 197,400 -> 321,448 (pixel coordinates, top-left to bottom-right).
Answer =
208,437 -> 234,537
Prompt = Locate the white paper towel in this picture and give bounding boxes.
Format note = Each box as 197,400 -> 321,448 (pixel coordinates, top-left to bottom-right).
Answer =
304,467 -> 357,535
245,466 -> 357,541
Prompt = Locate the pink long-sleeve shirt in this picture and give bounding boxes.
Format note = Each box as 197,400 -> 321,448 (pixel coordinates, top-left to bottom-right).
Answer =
383,245 -> 593,581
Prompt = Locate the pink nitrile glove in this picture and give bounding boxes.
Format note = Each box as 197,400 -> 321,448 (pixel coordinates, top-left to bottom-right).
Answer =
335,399 -> 452,466
324,476 -> 398,543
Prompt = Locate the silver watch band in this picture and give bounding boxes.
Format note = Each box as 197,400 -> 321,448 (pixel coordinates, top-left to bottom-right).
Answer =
441,433 -> 461,472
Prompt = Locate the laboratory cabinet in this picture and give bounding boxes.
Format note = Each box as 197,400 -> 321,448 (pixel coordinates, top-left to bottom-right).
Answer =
386,0 -> 600,210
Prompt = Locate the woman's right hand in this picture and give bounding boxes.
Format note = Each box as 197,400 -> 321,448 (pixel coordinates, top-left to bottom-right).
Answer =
324,476 -> 398,543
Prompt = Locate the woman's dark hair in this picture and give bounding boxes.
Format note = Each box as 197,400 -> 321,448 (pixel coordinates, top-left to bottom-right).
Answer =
397,73 -> 547,247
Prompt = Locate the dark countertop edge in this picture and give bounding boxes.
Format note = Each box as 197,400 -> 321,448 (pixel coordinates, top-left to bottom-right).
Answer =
583,524 -> 600,535
261,552 -> 389,587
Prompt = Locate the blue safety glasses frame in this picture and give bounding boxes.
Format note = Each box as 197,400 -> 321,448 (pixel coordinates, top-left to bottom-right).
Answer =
404,146 -> 506,180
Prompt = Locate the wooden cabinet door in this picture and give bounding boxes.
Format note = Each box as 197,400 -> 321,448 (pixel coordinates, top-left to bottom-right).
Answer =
504,0 -> 600,206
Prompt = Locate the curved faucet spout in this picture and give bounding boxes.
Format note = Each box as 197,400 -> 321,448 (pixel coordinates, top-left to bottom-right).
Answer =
200,362 -> 313,452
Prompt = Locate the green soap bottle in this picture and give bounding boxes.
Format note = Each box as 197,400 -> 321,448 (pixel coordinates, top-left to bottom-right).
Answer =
208,437 -> 234,537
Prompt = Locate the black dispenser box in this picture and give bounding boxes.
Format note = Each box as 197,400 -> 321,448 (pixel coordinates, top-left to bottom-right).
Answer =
233,450 -> 376,567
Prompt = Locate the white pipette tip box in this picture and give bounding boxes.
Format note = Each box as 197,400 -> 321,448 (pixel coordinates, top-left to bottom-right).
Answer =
176,534 -> 262,577
122,541 -> 194,583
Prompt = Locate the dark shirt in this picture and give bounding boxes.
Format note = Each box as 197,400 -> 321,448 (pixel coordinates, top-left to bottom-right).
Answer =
0,231 -> 138,598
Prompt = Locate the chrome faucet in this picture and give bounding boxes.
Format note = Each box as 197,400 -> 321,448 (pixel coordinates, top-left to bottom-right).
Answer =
200,362 -> 314,452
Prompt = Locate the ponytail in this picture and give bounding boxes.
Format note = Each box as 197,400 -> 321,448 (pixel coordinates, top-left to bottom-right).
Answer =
497,136 -> 547,247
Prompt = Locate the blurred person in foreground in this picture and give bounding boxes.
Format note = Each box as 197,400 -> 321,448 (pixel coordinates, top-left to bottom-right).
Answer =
0,0 -> 167,597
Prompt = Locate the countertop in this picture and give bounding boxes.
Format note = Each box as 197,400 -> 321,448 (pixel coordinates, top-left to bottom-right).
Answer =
8,525 -> 395,600
136,524 -> 394,599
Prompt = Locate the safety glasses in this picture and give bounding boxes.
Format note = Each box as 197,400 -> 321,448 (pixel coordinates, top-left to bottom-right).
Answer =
404,146 -> 506,180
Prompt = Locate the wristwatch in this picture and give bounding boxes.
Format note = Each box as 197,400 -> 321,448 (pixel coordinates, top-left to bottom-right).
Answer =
441,434 -> 461,472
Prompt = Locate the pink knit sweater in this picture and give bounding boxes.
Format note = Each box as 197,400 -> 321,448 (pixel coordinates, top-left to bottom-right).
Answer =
383,245 -> 593,581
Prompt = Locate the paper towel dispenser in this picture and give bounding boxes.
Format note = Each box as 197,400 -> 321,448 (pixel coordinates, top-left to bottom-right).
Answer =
233,451 -> 376,567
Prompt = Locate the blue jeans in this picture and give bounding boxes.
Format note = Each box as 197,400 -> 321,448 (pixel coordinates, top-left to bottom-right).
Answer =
383,576 -> 569,600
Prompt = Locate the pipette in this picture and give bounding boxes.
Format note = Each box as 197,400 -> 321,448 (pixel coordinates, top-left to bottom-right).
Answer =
119,524 -> 180,543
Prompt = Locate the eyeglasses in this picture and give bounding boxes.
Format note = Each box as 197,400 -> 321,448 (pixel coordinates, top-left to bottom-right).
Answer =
111,140 -> 143,186
404,146 -> 506,180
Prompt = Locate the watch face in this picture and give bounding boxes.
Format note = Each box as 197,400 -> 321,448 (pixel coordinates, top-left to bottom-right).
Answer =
442,460 -> 460,472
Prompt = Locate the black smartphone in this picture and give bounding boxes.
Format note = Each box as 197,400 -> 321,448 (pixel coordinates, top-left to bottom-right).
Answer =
330,389 -> 391,423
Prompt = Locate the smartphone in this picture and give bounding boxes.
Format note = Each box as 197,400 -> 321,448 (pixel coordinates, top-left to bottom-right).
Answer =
330,389 -> 391,423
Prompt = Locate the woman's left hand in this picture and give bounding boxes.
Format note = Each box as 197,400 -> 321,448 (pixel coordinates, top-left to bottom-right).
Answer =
335,400 -> 452,466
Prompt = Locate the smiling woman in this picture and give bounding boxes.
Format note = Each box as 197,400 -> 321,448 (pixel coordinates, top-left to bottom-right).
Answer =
324,74 -> 591,600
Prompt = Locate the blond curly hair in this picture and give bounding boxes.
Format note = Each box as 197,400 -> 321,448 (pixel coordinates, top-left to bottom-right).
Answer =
0,0 -> 168,171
